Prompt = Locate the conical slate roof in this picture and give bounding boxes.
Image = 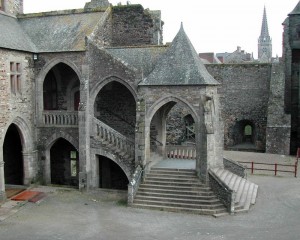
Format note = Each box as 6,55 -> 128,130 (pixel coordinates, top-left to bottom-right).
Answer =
289,1 -> 300,15
139,24 -> 219,86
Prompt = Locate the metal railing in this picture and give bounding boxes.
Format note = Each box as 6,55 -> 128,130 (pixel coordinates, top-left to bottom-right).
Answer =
238,161 -> 298,177
166,145 -> 196,159
42,111 -> 78,126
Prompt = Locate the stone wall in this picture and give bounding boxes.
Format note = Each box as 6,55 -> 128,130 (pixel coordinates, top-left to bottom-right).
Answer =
283,14 -> 300,154
111,4 -> 159,47
0,49 -> 34,142
2,0 -> 23,15
0,48 -> 36,187
266,63 -> 291,155
166,103 -> 195,145
206,63 -> 271,151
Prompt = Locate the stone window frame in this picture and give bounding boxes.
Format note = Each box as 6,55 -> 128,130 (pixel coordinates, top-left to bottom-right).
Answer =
9,60 -> 23,96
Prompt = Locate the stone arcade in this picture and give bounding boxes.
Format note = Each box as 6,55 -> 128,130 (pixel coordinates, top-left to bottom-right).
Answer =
0,0 -> 297,214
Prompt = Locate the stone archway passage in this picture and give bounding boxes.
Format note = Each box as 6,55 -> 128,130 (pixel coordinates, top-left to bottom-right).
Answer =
98,156 -> 129,190
4,124 -> 23,185
50,138 -> 79,187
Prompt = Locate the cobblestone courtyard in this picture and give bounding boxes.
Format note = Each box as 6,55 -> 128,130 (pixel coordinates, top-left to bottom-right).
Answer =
0,172 -> 299,240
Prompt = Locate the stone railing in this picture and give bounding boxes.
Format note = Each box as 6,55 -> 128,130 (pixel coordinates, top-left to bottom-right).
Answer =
223,158 -> 246,178
208,169 -> 235,214
92,117 -> 134,158
42,111 -> 78,126
128,165 -> 143,205
166,145 -> 196,159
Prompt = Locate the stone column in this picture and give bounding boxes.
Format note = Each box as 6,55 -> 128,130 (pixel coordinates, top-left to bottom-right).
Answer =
78,65 -> 90,191
22,150 -> 38,185
0,147 -> 6,202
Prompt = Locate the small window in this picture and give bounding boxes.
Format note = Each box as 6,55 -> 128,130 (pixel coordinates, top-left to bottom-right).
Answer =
70,151 -> 77,177
9,61 -> 22,95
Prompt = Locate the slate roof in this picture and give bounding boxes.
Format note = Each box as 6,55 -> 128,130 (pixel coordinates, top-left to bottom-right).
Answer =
106,46 -> 168,77
139,24 -> 219,86
0,13 -> 36,52
289,1 -> 300,15
18,11 -> 104,52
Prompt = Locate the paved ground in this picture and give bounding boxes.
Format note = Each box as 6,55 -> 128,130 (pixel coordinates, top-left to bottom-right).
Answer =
0,151 -> 299,240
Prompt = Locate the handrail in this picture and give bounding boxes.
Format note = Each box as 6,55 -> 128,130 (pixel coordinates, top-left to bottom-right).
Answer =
238,161 -> 298,177
208,169 -> 235,214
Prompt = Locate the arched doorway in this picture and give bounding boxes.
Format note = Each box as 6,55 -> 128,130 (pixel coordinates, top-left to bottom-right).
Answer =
3,124 -> 23,185
94,81 -> 136,139
98,155 -> 129,190
43,63 -> 80,111
50,138 -> 79,186
147,98 -> 198,163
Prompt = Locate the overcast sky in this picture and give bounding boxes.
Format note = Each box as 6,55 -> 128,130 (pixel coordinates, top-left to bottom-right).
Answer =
24,0 -> 300,58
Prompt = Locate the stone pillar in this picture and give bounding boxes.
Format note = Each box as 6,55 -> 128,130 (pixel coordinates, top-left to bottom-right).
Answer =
78,64 -> 90,191
0,147 -> 6,202
22,150 -> 37,185
135,99 -> 146,167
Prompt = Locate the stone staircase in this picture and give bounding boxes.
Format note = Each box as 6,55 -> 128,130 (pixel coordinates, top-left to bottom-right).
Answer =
211,168 -> 258,213
132,167 -> 227,216
92,117 -> 134,159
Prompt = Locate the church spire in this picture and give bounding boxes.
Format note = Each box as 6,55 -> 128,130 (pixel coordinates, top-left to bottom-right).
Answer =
260,6 -> 270,37
258,6 -> 272,62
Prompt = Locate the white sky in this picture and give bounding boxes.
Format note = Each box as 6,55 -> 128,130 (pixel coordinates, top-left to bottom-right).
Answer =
23,0 -> 300,58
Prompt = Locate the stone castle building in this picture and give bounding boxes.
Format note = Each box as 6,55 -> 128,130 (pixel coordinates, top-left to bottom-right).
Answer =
0,0 -> 297,204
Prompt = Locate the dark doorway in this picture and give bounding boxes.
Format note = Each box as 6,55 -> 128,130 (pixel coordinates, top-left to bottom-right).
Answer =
50,138 -> 79,187
3,124 -> 23,185
99,156 -> 128,190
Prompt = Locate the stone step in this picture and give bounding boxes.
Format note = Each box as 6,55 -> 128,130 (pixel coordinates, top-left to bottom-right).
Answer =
239,181 -> 250,207
251,185 -> 258,205
136,191 -> 218,200
235,178 -> 246,203
232,175 -> 242,192
143,179 -> 205,187
224,172 -> 234,185
145,176 -> 200,183
132,203 -> 227,215
138,187 -> 214,196
139,184 -> 211,192
244,183 -> 255,211
220,169 -> 229,180
147,171 -> 199,180
150,168 -> 195,174
133,199 -> 225,210
227,173 -> 238,188
134,195 -> 221,205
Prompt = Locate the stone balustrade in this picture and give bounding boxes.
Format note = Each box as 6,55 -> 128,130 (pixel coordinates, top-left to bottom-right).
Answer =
166,145 -> 196,159
42,111 -> 79,126
92,117 -> 134,158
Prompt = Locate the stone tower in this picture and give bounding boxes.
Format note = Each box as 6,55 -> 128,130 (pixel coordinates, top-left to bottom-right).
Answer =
0,0 -> 23,15
258,6 -> 272,62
